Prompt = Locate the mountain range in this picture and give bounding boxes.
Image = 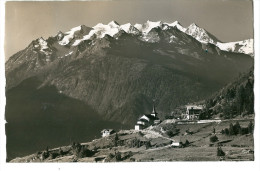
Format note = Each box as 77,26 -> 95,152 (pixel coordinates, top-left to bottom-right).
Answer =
5,20 -> 254,160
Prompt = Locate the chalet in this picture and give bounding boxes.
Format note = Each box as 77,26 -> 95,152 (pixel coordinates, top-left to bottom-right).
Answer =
182,105 -> 203,120
135,104 -> 161,130
101,129 -> 115,137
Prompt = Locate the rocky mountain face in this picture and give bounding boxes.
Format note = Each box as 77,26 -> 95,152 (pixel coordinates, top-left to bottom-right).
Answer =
185,23 -> 220,44
5,20 -> 253,160
6,21 -> 253,123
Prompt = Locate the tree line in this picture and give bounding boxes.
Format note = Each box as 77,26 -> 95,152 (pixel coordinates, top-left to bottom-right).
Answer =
199,71 -> 254,120
221,121 -> 254,136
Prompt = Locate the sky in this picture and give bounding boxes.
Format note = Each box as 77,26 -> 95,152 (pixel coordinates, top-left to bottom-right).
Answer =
4,0 -> 254,60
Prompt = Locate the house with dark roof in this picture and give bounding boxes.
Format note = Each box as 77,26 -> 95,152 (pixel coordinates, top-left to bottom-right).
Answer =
135,104 -> 161,130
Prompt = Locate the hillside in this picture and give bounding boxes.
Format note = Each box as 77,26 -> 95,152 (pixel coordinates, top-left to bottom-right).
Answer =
199,67 -> 254,120
5,77 -> 127,161
10,118 -> 254,162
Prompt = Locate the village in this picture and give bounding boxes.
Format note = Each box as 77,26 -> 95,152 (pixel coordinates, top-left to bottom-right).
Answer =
133,104 -> 204,131
100,103 -> 216,148
10,103 -> 254,162
101,103 -> 205,136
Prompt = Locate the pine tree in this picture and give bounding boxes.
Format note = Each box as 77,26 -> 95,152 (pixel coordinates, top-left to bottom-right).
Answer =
210,135 -> 218,142
114,133 -> 119,147
224,128 -> 229,135
234,121 -> 241,135
145,141 -> 151,149
226,88 -> 236,100
248,121 -> 254,134
244,80 -> 254,114
235,86 -> 245,116
217,146 -> 225,156
222,99 -> 232,119
229,123 -> 234,136
46,146 -> 49,153
115,151 -> 122,161
59,147 -> 64,156
185,140 -> 190,146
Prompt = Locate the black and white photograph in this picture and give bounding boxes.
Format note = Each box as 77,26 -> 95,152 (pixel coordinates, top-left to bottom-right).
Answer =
0,0 -> 259,168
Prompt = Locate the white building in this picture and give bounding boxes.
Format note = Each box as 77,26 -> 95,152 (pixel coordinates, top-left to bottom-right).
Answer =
135,104 -> 161,130
101,129 -> 115,137
182,105 -> 203,120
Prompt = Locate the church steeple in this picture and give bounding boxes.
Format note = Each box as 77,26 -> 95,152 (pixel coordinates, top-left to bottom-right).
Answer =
151,100 -> 158,117
152,104 -> 157,114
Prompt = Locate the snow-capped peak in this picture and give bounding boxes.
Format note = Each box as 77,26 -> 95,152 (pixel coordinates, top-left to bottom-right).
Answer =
120,23 -> 140,35
165,21 -> 186,32
33,37 -> 52,58
93,21 -> 120,38
108,20 -> 120,27
172,21 -> 181,25
134,23 -> 143,31
190,23 -> 198,27
134,21 -> 162,34
216,39 -> 254,56
185,23 -> 216,44
120,23 -> 131,31
56,21 -> 254,57
187,23 -> 201,31
56,31 -> 64,41
38,37 -> 47,45
58,25 -> 83,45
37,37 -> 49,51
143,20 -> 162,33
73,21 -> 121,46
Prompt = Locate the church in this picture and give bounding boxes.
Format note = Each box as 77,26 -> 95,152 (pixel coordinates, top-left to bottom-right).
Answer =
135,104 -> 161,130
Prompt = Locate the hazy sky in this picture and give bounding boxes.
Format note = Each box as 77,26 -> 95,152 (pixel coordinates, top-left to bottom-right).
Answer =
4,0 -> 253,60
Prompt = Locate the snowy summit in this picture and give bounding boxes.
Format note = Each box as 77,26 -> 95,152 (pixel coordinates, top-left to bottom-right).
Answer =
55,20 -> 253,56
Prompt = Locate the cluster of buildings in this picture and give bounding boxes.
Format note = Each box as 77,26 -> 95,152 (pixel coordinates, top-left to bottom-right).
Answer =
101,103 -> 204,136
134,104 -> 204,130
134,104 -> 161,130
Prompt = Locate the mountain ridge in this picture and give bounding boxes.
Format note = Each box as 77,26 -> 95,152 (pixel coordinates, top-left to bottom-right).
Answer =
7,20 -> 252,60
6,21 -> 253,122
46,20 -> 253,56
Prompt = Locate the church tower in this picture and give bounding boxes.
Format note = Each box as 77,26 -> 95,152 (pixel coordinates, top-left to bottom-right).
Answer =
151,103 -> 158,117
